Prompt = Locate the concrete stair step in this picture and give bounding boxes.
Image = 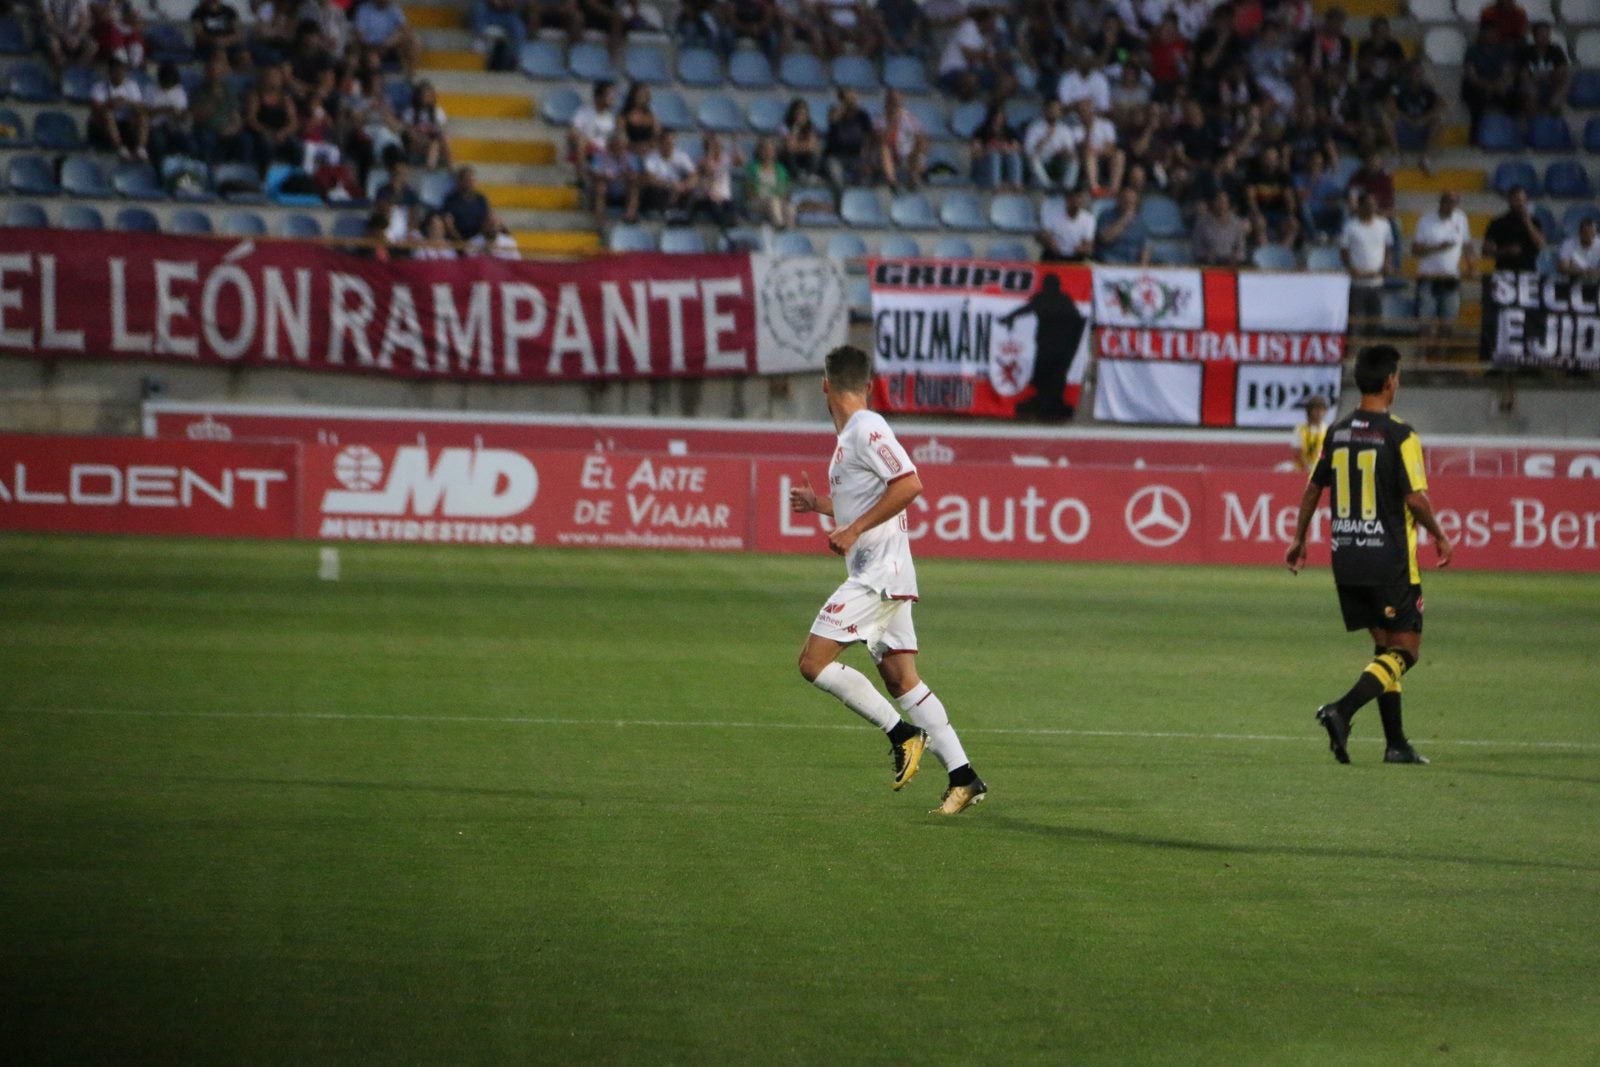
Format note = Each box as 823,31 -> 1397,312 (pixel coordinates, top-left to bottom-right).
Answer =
402,3 -> 463,30
511,230 -> 603,254
452,135 -> 557,164
481,183 -> 580,210
460,162 -> 570,184
1314,0 -> 1401,17
422,49 -> 487,73
451,117 -> 563,141
1395,167 -> 1487,193
501,208 -> 595,230
422,69 -> 534,94
438,91 -> 535,120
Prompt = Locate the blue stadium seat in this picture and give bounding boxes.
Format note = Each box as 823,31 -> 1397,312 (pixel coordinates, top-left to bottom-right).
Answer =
883,55 -> 931,94
659,228 -> 707,254
568,42 -> 615,81
889,191 -> 936,228
794,200 -> 838,226
2,201 -> 48,227
848,275 -> 870,317
1586,117 -> 1600,153
1492,159 -> 1541,196
831,55 -> 878,92
905,98 -> 947,141
1570,69 -> 1600,108
169,208 -> 214,234
949,101 -> 987,139
840,187 -> 888,227
419,170 -> 455,210
59,203 -> 104,230
624,44 -> 671,85
114,206 -> 160,232
879,235 -> 921,258
0,15 -> 28,54
31,110 -> 82,151
1528,115 -> 1574,151
145,23 -> 189,64
720,227 -> 762,252
113,161 -> 164,199
924,144 -> 963,185
61,156 -> 113,197
802,92 -> 833,134
265,163 -> 320,206
676,48 -> 722,88
330,214 -> 368,239
1149,239 -> 1194,266
214,162 -> 266,203
164,158 -> 215,202
1251,245 -> 1299,270
748,96 -> 786,134
1304,244 -> 1344,271
608,223 -> 656,252
1004,97 -> 1042,129
8,61 -> 57,102
729,51 -> 775,89
931,236 -> 974,259
1535,246 -> 1559,275
779,53 -> 828,90
989,194 -> 1038,234
1140,194 -> 1185,238
1560,202 -> 1600,236
222,211 -> 267,237
519,40 -> 566,79
939,192 -> 986,231
987,238 -> 1029,261
826,232 -> 868,265
0,105 -> 29,146
773,231 -> 816,256
1477,112 -> 1521,151
697,94 -> 745,133
654,89 -> 694,131
281,213 -> 323,238
540,86 -> 581,126
1544,159 -> 1594,198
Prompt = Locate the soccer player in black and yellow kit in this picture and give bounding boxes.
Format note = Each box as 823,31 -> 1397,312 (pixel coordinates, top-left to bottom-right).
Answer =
1285,345 -> 1454,764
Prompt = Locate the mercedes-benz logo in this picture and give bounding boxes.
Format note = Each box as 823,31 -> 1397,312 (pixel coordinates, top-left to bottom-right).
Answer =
1124,484 -> 1191,547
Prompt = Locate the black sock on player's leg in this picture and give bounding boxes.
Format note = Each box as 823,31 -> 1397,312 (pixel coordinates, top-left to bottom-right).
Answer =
948,764 -> 977,787
1377,691 -> 1407,748
887,720 -> 920,745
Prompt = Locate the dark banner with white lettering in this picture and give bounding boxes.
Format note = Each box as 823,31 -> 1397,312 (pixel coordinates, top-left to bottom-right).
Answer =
1482,271 -> 1600,368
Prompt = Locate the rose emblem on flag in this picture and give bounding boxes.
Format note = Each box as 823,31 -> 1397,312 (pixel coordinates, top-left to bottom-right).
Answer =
1103,274 -> 1192,326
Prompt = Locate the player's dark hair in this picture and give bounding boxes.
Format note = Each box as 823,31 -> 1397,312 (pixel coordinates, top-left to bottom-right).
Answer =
824,345 -> 873,394
1354,345 -> 1401,395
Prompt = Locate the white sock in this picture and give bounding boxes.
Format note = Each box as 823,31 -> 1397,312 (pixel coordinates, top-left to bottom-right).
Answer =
812,662 -> 902,733
897,683 -> 969,772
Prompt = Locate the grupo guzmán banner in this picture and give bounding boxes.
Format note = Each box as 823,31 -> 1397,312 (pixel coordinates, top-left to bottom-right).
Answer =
0,230 -> 847,381
1481,271 -> 1600,368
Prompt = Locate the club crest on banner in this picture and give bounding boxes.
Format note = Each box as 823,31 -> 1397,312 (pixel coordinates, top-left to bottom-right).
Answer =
1102,274 -> 1193,326
757,256 -> 847,367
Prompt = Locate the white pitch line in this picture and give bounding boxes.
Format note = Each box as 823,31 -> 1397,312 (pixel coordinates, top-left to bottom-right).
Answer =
14,706 -> 1600,751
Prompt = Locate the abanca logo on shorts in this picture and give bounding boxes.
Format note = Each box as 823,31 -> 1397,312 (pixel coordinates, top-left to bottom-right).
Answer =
322,445 -> 539,517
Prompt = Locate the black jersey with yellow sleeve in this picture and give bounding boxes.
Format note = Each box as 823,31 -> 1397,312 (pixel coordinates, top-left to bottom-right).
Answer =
1309,410 -> 1429,586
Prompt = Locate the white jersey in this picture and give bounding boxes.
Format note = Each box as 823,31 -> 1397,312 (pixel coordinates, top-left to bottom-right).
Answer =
828,409 -> 918,599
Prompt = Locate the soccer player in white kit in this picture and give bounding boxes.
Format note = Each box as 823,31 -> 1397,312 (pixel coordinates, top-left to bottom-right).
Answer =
790,346 -> 987,815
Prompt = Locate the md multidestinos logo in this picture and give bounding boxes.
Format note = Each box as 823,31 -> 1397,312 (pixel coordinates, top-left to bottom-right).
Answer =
1124,484 -> 1191,546
319,445 -> 540,545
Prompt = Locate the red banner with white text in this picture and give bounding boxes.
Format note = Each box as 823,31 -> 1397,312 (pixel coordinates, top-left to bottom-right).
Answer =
0,231 -> 849,381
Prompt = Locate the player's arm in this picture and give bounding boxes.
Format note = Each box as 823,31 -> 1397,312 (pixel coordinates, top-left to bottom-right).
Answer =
1405,490 -> 1452,568
1284,479 -> 1324,574
788,472 -> 833,516
828,473 -> 921,557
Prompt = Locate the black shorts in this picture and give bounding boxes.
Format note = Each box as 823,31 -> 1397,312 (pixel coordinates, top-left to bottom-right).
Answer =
1337,581 -> 1423,634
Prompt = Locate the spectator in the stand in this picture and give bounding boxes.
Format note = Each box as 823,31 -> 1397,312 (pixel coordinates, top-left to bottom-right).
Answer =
145,60 -> 193,168
728,0 -> 780,61
92,0 -> 146,67
245,65 -> 301,172
1088,11 -> 1141,71
43,0 -> 96,75
1517,21 -> 1570,117
1357,16 -> 1405,95
1385,62 -> 1445,175
969,103 -> 1022,190
618,82 -> 659,162
1040,187 -> 1096,262
471,0 -> 529,58
640,130 -> 697,219
527,0 -> 583,42
1295,147 -> 1345,241
1558,217 -> 1600,282
589,130 -> 640,223
89,57 -> 148,162
1298,7 -> 1352,80
747,136 -> 794,228
299,0 -> 352,56
676,0 -> 721,51
1192,2 -> 1244,87
1070,99 -> 1124,197
1192,146 -> 1249,210
568,80 -> 615,169
1284,100 -> 1339,176
694,132 -> 742,226
938,6 -> 1015,103
403,81 -> 450,168
191,0 -> 245,66
823,88 -> 876,191
1346,150 -> 1394,215
1462,23 -> 1515,144
582,0 -> 648,55
248,0 -> 296,67
1482,185 -> 1545,271
1412,191 -> 1475,358
472,211 -> 522,259
878,90 -> 927,191
1096,186 -> 1151,264
817,0 -> 886,62
1147,14 -> 1189,95
1173,99 -> 1223,170
1108,60 -> 1153,129
413,212 -> 459,260
347,70 -> 408,176
1172,0 -> 1212,41
191,52 -> 253,164
1479,0 -> 1528,44
1245,144 -> 1300,248
287,24 -> 334,100
1057,49 -> 1111,113
1292,395 -> 1329,473
354,0 -> 420,75
1192,190 -> 1251,265
1340,192 -> 1393,327
377,159 -> 423,233
1024,99 -> 1079,191
878,0 -> 927,57
779,98 -> 821,182
1248,23 -> 1296,110
442,166 -> 491,240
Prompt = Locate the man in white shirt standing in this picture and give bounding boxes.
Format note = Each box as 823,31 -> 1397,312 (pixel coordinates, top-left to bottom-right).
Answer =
567,80 -> 615,172
1411,190 -> 1476,359
1039,186 -> 1096,261
790,345 -> 987,816
1024,99 -> 1078,191
1558,216 -> 1600,283
1340,192 -> 1394,330
936,6 -> 1015,103
1057,50 -> 1111,115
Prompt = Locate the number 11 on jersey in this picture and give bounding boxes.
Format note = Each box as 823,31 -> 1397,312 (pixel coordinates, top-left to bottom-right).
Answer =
1330,447 -> 1377,520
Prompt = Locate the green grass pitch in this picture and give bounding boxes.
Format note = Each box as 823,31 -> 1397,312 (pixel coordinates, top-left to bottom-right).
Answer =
2,534 -> 1598,1064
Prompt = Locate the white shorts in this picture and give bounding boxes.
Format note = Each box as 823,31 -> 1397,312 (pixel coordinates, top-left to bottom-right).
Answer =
810,580 -> 918,663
